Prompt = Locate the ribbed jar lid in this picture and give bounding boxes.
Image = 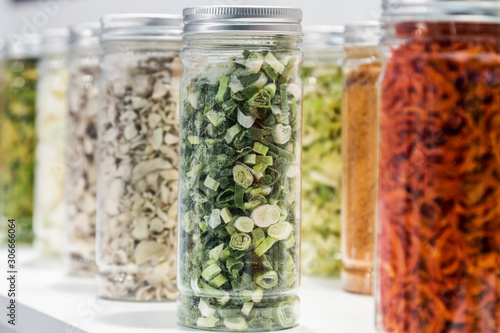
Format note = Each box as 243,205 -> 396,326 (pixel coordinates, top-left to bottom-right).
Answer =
344,21 -> 381,46
70,22 -> 101,47
302,26 -> 344,50
183,6 -> 303,35
41,28 -> 70,55
100,14 -> 183,41
6,35 -> 42,59
383,0 -> 500,22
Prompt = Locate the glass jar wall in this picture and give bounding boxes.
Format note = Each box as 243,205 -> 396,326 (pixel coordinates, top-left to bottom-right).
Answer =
33,28 -> 69,257
178,7 -> 303,331
96,14 -> 183,301
66,22 -> 101,276
376,1 -> 500,332
1,37 -> 41,244
301,26 -> 344,277
341,22 -> 381,295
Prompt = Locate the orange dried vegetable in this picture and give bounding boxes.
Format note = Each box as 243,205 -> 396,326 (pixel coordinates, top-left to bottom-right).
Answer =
377,22 -> 500,333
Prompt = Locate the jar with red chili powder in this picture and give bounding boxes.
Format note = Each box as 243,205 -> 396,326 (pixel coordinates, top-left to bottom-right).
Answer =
341,21 -> 381,295
376,1 -> 500,332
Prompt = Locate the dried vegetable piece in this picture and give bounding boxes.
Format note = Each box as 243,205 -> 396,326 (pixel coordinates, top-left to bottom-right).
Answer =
97,54 -> 182,301
377,22 -> 500,333
178,50 -> 301,330
1,57 -> 38,243
301,64 -> 344,276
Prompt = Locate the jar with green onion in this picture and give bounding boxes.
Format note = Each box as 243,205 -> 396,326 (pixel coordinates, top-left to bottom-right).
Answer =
301,26 -> 344,277
178,6 -> 303,331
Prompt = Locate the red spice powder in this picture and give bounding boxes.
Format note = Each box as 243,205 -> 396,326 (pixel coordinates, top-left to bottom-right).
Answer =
377,22 -> 500,333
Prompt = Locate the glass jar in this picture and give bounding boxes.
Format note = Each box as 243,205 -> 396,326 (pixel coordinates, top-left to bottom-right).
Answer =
1,36 -> 41,244
301,26 -> 344,277
96,14 -> 183,301
33,28 -> 69,257
178,6 -> 303,331
376,1 -> 500,332
341,22 -> 381,295
0,39 -> 5,233
66,22 -> 101,276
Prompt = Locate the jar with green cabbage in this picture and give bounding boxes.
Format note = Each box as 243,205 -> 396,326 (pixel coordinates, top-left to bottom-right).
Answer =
301,26 -> 344,277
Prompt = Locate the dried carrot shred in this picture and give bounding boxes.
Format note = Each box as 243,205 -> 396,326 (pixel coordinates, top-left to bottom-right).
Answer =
377,22 -> 500,333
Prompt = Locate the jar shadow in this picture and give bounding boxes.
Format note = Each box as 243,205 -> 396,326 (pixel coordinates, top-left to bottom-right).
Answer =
96,310 -> 177,329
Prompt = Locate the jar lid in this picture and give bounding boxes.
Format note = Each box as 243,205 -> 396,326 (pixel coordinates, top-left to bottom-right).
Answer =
302,25 -> 344,50
100,14 -> 183,41
383,0 -> 500,22
70,22 -> 101,47
344,21 -> 381,46
41,28 -> 70,55
6,35 -> 42,59
183,6 -> 303,35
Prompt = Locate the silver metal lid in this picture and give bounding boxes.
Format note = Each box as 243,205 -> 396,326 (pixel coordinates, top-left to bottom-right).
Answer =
41,28 -> 70,55
70,22 -> 101,47
183,6 -> 303,35
100,14 -> 183,41
344,21 -> 381,46
6,35 -> 42,59
302,26 -> 344,50
383,0 -> 500,22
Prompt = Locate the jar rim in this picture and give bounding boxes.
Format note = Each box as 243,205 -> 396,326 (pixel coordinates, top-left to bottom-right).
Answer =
6,34 -> 42,59
382,0 -> 500,23
183,6 -> 302,35
344,21 -> 381,46
70,22 -> 101,47
100,13 -> 183,41
302,25 -> 344,50
41,28 -> 69,55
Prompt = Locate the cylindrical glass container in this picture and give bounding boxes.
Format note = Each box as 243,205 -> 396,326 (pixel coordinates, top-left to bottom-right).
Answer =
66,22 -> 101,276
178,7 -> 303,331
0,39 -> 5,235
96,14 -> 183,301
1,36 -> 41,244
301,26 -> 344,277
341,22 -> 381,295
33,28 -> 69,257
376,1 -> 500,332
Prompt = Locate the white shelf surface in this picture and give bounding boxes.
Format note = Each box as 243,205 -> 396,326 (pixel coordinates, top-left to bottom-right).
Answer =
0,248 -> 377,333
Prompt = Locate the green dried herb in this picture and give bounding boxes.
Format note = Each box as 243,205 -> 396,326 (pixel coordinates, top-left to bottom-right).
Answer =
179,50 -> 301,331
300,64 -> 344,276
1,58 -> 38,243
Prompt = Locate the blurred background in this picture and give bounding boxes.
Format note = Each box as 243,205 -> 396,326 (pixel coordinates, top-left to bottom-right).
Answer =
0,0 -> 381,37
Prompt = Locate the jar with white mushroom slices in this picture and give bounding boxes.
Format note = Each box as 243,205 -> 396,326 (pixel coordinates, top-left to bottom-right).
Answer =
96,14 -> 183,301
66,22 -> 101,276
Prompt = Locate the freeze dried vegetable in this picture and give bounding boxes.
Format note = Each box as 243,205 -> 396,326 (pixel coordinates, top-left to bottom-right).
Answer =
33,51 -> 68,257
178,49 -> 301,331
301,64 -> 343,277
97,53 -> 182,301
1,58 -> 38,243
66,46 -> 100,275
377,22 -> 500,333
